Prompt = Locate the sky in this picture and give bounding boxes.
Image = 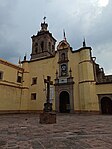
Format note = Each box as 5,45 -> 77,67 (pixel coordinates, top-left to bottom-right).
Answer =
0,0 -> 112,74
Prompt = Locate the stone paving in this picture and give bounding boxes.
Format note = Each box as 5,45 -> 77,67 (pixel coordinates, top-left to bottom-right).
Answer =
0,113 -> 112,149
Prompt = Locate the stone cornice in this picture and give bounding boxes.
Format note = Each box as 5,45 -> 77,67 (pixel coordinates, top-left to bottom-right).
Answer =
0,59 -> 23,71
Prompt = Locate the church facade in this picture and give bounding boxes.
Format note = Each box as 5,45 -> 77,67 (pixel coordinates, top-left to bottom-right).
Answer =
0,20 -> 112,114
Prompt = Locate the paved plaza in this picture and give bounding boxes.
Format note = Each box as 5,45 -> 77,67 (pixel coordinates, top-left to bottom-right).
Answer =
0,113 -> 112,149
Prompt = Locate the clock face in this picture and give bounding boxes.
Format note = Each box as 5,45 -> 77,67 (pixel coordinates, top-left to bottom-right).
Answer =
61,64 -> 67,76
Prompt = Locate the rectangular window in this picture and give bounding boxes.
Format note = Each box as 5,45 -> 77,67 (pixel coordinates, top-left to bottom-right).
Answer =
0,71 -> 3,80
17,72 -> 22,83
31,93 -> 36,100
32,77 -> 37,85
17,76 -> 22,83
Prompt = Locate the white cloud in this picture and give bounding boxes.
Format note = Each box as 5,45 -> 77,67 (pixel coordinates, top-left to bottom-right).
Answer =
98,0 -> 109,7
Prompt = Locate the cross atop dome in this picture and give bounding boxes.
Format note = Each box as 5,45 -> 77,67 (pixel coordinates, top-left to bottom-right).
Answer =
41,16 -> 48,31
63,29 -> 66,41
43,16 -> 46,23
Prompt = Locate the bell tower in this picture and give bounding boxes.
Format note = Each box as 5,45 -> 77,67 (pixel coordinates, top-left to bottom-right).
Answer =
57,40 -> 69,77
55,38 -> 74,113
30,18 -> 56,60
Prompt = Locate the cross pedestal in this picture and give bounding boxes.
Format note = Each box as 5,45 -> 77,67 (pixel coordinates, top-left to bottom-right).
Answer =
39,76 -> 56,124
39,112 -> 56,124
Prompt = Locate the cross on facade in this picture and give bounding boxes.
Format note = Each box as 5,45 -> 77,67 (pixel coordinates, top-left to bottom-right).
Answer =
44,76 -> 53,103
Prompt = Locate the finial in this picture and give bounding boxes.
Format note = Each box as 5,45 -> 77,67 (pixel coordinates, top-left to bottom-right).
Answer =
18,57 -> 21,64
43,16 -> 46,23
24,53 -> 27,61
41,17 -> 48,31
69,68 -> 72,77
18,56 -> 21,66
63,29 -> 66,41
56,70 -> 58,79
83,37 -> 86,47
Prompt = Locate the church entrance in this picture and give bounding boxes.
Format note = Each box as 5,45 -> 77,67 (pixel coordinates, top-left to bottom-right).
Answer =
101,97 -> 112,114
59,91 -> 70,113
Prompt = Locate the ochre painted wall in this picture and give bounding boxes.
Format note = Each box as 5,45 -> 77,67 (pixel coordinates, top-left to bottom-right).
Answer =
27,56 -> 58,111
0,59 -> 29,112
96,84 -> 112,94
0,85 -> 21,111
0,46 -> 111,113
0,59 -> 23,84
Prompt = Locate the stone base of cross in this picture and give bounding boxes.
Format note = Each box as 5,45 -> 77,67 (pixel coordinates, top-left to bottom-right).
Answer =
40,112 -> 56,124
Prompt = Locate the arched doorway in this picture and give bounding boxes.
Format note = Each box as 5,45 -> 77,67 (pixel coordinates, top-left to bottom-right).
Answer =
101,97 -> 112,114
59,91 -> 70,113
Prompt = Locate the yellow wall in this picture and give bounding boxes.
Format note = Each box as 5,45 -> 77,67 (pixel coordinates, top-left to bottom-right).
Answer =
0,45 -> 111,113
96,84 -> 112,94
25,47 -> 99,112
26,55 -> 58,111
0,59 -> 23,84
0,59 -> 29,112
0,85 -> 21,111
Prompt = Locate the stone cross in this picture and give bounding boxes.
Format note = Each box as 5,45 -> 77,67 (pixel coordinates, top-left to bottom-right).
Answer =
40,76 -> 56,123
44,76 -> 53,103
